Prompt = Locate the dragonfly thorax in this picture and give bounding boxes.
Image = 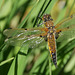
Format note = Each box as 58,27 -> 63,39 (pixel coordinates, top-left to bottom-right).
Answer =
48,27 -> 56,35
44,20 -> 54,27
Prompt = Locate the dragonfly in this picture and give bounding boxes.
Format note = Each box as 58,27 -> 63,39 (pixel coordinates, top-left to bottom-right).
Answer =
3,14 -> 75,67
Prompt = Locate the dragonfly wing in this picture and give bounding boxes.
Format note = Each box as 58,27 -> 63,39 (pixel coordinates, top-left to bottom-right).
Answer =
57,28 -> 75,42
56,15 -> 75,30
5,34 -> 47,48
56,15 -> 75,42
3,28 -> 47,37
4,27 -> 48,48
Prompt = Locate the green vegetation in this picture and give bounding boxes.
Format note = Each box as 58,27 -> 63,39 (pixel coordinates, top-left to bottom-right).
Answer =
0,0 -> 75,75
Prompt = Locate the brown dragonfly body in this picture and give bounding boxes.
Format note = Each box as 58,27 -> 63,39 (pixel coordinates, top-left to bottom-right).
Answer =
42,14 -> 57,67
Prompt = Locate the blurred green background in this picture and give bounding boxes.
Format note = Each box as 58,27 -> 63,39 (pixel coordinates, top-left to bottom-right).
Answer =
0,0 -> 75,75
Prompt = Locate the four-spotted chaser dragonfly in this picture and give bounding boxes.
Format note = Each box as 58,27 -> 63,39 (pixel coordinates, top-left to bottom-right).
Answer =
3,14 -> 75,67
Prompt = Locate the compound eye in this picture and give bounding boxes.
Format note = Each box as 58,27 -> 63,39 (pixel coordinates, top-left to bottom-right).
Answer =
43,18 -> 47,22
48,16 -> 53,21
48,16 -> 50,20
44,18 -> 48,22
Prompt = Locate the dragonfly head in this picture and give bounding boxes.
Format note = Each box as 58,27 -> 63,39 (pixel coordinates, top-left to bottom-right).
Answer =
42,14 -> 53,22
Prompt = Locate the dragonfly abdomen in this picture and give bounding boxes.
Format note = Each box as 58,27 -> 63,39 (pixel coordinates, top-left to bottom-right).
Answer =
48,33 -> 57,67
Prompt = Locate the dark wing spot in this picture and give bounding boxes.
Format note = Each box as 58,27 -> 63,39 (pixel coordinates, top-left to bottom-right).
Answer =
25,28 -> 27,30
8,37 -> 12,39
40,35 -> 42,37
67,26 -> 69,29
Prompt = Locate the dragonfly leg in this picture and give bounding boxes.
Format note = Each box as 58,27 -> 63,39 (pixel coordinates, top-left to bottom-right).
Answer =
37,22 -> 44,27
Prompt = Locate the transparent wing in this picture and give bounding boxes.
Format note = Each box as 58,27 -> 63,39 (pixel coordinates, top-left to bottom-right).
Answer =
5,35 -> 47,48
55,14 -> 75,42
55,14 -> 75,30
3,27 -> 48,37
4,28 -> 48,48
57,28 -> 75,42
